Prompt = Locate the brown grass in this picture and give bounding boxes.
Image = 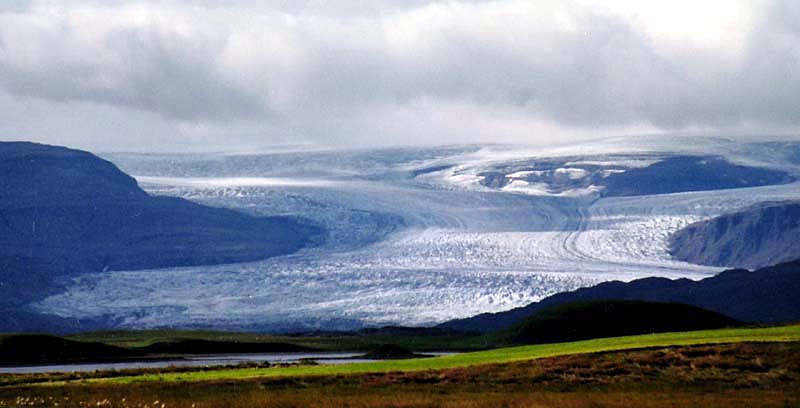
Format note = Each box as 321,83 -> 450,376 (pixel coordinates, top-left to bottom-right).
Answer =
2,342 -> 799,408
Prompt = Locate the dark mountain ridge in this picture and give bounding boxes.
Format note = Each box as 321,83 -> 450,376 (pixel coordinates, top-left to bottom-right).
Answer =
669,201 -> 800,269
0,142 -> 322,330
0,142 -> 147,205
474,155 -> 792,197
0,334 -> 143,366
601,156 -> 792,197
491,300 -> 740,346
440,260 -> 800,334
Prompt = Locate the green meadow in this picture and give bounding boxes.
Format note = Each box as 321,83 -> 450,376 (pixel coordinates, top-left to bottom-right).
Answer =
72,324 -> 800,384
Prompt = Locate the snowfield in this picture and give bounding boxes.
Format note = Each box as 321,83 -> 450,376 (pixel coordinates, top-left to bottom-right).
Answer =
34,138 -> 800,331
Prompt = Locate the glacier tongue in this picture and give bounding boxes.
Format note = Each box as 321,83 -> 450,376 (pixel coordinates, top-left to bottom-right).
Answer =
34,140 -> 800,330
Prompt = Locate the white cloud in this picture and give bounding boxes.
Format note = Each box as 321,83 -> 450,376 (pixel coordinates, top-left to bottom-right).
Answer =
0,0 -> 797,151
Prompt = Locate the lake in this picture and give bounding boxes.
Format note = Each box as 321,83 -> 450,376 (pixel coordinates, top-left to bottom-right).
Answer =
0,352 -> 367,374
0,352 -> 459,374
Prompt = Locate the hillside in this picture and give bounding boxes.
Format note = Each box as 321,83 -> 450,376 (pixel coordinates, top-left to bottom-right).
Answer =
0,334 -> 142,366
601,156 -> 791,196
0,142 -> 322,329
474,155 -> 792,197
669,201 -> 800,269
440,260 -> 800,333
491,300 -> 740,345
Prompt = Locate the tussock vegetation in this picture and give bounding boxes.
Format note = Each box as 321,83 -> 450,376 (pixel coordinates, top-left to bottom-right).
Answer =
1,342 -> 798,407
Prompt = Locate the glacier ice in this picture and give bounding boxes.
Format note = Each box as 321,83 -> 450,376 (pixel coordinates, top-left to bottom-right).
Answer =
34,138 -> 800,330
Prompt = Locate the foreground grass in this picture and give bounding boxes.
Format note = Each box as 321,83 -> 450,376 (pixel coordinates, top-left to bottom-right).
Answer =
61,324 -> 800,384
3,341 -> 798,407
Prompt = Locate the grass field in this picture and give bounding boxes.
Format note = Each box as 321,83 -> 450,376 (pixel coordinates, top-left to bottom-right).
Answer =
29,324 -> 799,385
2,341 -> 798,407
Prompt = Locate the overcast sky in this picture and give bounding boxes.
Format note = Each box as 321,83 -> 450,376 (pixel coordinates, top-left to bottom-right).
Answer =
0,0 -> 798,152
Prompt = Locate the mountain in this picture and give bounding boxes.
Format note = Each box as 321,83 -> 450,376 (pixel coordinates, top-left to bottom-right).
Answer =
669,201 -> 800,269
600,156 -> 791,197
439,260 -> 800,333
474,155 -> 792,197
491,300 -> 740,345
0,142 -> 322,328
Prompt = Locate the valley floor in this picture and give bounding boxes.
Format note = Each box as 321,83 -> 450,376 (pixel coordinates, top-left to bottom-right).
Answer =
2,342 -> 798,408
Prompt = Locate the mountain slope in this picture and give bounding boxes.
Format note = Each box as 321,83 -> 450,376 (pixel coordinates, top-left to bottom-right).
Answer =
0,142 -> 322,323
601,156 -> 791,197
491,300 -> 740,345
669,201 -> 800,269
440,260 -> 800,333
0,334 -> 142,365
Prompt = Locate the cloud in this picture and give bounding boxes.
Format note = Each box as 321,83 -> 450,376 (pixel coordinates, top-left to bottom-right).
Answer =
0,0 -> 798,150
0,3 -> 267,120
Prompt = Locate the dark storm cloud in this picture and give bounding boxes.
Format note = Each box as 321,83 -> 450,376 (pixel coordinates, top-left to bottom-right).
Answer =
0,0 -> 797,150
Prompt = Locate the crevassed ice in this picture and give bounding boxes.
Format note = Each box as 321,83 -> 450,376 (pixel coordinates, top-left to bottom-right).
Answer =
34,139 -> 800,330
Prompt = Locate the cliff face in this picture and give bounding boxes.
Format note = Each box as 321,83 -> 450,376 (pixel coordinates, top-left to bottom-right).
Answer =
668,202 -> 800,269
0,142 -> 322,311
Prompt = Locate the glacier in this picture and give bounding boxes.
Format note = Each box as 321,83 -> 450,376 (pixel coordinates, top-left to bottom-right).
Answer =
33,137 -> 800,331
